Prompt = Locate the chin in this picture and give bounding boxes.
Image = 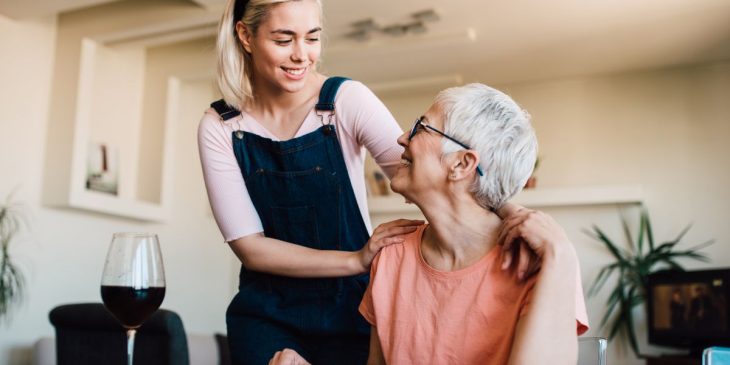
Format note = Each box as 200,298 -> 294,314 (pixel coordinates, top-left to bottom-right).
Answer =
389,176 -> 402,193
390,180 -> 411,200
279,79 -> 307,93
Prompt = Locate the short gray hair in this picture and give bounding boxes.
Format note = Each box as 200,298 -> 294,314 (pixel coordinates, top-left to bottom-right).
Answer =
436,83 -> 537,210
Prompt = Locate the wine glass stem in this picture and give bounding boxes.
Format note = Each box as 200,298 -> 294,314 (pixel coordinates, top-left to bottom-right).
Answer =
126,329 -> 136,365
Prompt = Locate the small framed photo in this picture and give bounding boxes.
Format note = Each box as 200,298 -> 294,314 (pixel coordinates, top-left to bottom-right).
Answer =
366,170 -> 391,197
86,142 -> 119,195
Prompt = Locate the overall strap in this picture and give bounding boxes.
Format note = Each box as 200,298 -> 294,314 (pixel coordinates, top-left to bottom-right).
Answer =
212,76 -> 350,122
316,76 -> 350,125
315,76 -> 350,111
210,99 -> 241,121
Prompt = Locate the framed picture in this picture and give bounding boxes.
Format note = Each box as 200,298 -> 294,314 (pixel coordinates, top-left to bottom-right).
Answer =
85,142 -> 119,196
366,170 -> 391,197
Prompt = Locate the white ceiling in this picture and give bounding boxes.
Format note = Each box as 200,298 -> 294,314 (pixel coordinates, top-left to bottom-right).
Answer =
2,0 -> 729,87
320,0 -> 730,87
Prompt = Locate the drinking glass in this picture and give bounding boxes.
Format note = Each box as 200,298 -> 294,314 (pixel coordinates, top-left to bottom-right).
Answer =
101,233 -> 166,365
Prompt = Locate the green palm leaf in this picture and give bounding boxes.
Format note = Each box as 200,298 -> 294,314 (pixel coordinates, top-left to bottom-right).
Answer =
644,210 -> 655,250
586,208 -> 712,358
637,210 -> 647,256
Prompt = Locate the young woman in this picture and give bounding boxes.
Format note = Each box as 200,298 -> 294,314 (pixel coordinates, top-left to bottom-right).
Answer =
359,83 -> 590,364
197,0 -> 422,364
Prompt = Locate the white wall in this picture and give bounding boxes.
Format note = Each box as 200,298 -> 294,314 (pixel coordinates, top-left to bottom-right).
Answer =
377,62 -> 730,364
0,14 -> 234,365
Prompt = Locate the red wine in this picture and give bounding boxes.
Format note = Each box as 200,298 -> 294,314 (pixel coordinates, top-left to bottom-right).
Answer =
101,285 -> 165,329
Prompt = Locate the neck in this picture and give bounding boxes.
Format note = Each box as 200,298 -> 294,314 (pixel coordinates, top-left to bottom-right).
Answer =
417,192 -> 501,271
248,73 -> 324,116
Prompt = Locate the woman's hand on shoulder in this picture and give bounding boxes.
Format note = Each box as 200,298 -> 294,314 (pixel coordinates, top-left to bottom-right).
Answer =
497,205 -> 575,280
354,219 -> 424,273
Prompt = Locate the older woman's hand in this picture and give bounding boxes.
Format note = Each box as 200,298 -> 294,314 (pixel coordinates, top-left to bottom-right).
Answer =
356,219 -> 424,272
268,348 -> 311,365
497,206 -> 572,280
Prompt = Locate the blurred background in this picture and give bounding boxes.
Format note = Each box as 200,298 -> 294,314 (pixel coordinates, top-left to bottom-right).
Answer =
1,0 -> 729,364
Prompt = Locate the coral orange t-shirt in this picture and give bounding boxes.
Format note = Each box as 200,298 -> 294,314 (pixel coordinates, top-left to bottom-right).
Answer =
359,224 -> 589,365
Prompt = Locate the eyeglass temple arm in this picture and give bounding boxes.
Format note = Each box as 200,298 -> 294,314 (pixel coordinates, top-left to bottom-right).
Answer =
424,125 -> 484,176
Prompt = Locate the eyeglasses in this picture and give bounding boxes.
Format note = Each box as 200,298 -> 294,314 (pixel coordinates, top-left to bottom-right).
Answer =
408,116 -> 484,176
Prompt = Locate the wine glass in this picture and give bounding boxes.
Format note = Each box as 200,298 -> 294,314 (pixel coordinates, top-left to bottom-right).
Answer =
101,233 -> 166,365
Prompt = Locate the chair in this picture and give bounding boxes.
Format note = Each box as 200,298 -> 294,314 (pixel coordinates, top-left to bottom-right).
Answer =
49,303 -> 189,365
577,337 -> 607,365
703,347 -> 730,365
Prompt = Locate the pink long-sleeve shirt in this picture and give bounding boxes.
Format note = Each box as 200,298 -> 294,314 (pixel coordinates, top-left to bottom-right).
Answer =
198,80 -> 404,242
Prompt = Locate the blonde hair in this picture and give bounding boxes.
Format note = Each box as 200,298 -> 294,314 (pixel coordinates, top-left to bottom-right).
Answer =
216,0 -> 322,109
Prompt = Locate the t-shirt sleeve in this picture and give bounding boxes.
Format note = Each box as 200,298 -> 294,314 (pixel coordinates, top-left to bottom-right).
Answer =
197,110 -> 264,242
359,251 -> 382,325
574,260 -> 590,335
336,81 -> 404,179
519,259 -> 590,335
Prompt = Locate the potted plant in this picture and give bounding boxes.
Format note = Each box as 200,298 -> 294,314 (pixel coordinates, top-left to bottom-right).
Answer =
0,194 -> 26,323
585,208 -> 712,357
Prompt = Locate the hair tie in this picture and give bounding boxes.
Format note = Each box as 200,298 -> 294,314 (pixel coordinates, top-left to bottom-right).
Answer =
233,0 -> 249,23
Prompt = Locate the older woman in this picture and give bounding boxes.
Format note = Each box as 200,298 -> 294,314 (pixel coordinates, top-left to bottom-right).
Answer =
359,83 -> 589,365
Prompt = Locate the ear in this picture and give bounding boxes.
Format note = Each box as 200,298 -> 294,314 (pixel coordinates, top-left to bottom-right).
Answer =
236,21 -> 253,53
448,150 -> 482,180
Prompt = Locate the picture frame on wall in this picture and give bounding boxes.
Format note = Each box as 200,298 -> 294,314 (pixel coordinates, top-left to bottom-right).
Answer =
86,142 -> 119,196
366,170 -> 391,197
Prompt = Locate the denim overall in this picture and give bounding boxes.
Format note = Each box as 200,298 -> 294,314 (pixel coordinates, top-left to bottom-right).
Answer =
211,77 -> 371,365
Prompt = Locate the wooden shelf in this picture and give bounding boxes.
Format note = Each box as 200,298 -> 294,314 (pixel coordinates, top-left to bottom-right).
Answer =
368,184 -> 643,214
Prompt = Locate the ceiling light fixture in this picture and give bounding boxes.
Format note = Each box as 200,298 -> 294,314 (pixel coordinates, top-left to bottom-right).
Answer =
411,9 -> 439,23
344,8 -> 439,42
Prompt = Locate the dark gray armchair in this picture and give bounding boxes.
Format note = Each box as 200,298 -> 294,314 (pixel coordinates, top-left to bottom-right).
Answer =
49,303 -> 189,365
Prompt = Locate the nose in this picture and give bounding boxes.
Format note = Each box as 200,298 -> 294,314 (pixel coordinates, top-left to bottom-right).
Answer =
397,130 -> 409,148
291,40 -> 305,62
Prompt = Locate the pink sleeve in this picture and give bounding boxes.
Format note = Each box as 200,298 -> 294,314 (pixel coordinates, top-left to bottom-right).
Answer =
335,81 -> 404,179
197,110 -> 264,242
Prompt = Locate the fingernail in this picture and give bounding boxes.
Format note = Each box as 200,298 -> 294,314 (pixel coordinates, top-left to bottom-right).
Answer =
518,271 -> 525,280
501,260 -> 509,270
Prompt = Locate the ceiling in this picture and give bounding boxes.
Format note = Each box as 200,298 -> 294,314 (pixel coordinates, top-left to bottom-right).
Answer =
320,0 -> 730,87
2,0 -> 729,89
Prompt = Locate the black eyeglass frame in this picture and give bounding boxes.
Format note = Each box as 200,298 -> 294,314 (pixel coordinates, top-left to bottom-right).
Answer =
408,116 -> 484,176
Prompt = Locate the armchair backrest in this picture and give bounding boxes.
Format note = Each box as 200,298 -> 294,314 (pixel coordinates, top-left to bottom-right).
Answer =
49,303 -> 189,365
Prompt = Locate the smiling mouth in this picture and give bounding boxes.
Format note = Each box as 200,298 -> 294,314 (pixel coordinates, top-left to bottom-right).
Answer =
282,66 -> 306,76
400,155 -> 412,167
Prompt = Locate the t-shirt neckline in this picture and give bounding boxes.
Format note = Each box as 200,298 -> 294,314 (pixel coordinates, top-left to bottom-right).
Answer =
415,224 -> 501,279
